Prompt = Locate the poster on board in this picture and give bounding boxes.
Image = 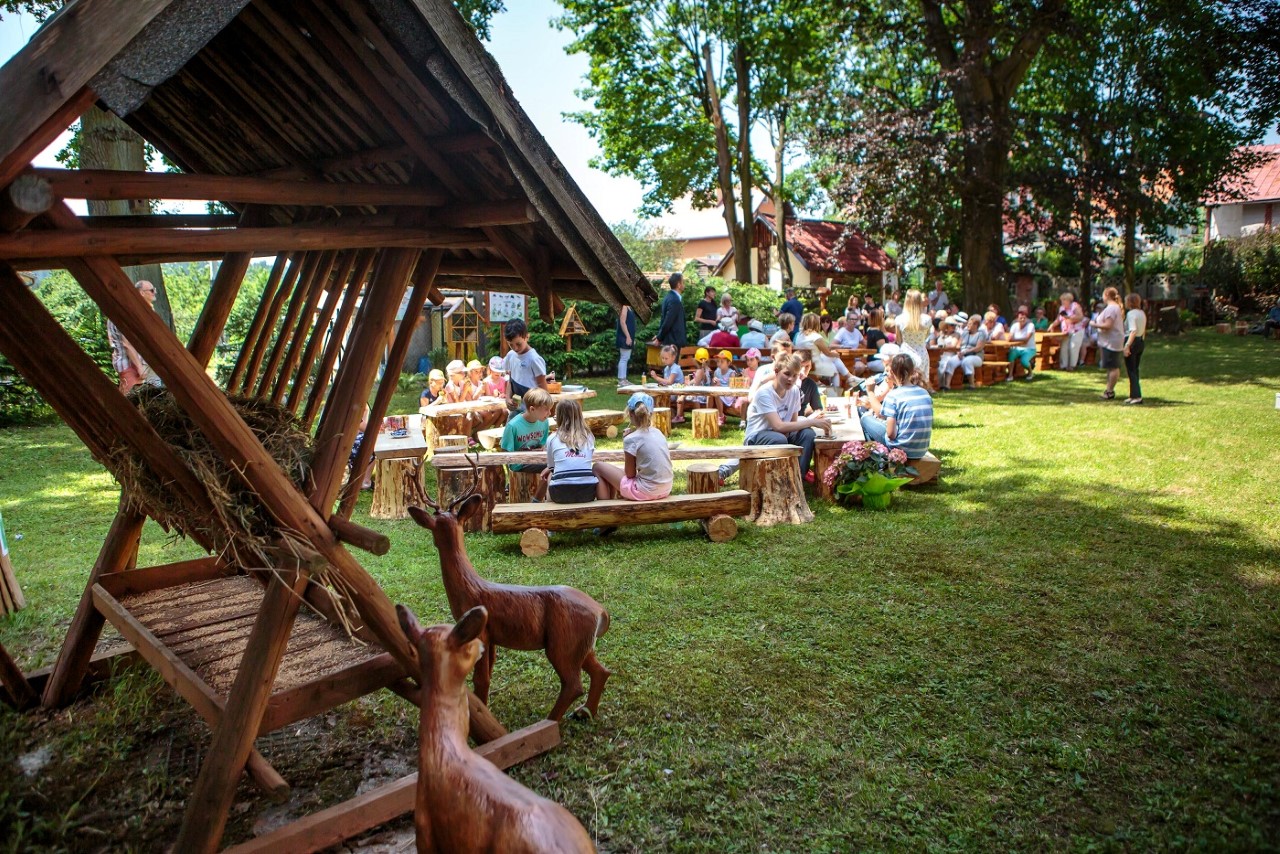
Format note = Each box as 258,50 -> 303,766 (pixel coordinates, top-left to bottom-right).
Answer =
487,292 -> 526,324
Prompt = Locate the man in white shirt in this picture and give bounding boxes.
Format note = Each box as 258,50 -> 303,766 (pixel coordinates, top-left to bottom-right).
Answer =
831,315 -> 865,350
927,279 -> 949,314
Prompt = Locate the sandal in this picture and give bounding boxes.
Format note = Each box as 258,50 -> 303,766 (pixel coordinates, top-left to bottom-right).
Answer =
1101,390 -> 1116,400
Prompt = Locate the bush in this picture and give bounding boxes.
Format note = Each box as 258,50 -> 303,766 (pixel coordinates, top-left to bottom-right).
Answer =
1201,231 -> 1280,313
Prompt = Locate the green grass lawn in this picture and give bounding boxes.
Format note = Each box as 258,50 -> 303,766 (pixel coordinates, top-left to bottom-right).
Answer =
2,330 -> 1278,851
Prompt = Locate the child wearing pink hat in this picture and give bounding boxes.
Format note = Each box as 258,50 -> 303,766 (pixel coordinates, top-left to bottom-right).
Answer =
482,356 -> 507,397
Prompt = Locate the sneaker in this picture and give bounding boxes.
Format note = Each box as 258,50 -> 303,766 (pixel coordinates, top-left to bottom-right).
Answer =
1024,371 -> 1034,381
1004,375 -> 1014,383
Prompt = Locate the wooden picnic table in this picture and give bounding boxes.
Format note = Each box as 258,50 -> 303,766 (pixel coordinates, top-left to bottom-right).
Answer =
551,388 -> 597,402
370,426 -> 429,519
618,383 -> 744,400
419,397 -> 507,446
813,403 -> 867,501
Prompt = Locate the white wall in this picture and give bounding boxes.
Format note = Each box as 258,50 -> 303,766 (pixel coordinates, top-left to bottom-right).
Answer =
1209,204 -> 1244,240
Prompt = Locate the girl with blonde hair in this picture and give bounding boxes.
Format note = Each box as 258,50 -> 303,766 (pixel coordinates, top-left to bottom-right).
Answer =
593,392 -> 673,502
542,400 -> 604,503
896,289 -> 934,375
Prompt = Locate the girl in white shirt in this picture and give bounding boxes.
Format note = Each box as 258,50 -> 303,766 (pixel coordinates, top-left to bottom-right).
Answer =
1123,293 -> 1147,404
593,392 -> 673,501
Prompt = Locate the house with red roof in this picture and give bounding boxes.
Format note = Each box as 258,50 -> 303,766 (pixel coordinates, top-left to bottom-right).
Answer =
714,211 -> 894,290
1205,145 -> 1280,240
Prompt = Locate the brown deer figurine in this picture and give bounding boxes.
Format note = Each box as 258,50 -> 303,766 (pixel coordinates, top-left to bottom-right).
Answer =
408,472 -> 611,721
398,604 -> 595,853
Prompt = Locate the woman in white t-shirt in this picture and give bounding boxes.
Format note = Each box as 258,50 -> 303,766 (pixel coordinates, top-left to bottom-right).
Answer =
542,400 -> 606,503
715,293 -> 739,328
593,392 -> 672,502
1122,292 -> 1147,405
1004,306 -> 1038,381
797,312 -> 841,388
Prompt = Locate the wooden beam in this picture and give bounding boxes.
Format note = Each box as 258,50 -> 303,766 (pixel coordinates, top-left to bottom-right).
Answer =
252,143 -> 414,181
431,200 -> 538,229
77,213 -> 239,228
0,640 -> 38,710
269,251 -> 339,404
174,572 -> 309,851
96,556 -> 229,598
91,584 -> 289,800
0,173 -> 52,232
0,0 -> 171,183
0,223 -> 488,259
227,253 -> 290,393
301,250 -> 374,428
437,256 -> 589,280
220,720 -> 560,854
31,167 -> 449,207
260,652 -> 403,734
285,252 -> 357,412
239,253 -> 306,395
337,250 -> 442,517
327,516 -> 390,556
255,252 -> 325,398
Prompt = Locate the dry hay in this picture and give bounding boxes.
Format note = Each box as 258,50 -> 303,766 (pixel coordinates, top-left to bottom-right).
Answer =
110,386 -> 315,569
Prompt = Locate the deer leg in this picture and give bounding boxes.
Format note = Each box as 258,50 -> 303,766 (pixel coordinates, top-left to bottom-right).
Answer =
580,650 -> 612,719
471,636 -> 495,706
545,643 -> 587,721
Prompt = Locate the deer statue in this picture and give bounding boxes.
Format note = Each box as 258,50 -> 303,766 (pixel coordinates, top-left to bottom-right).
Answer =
408,460 -> 611,721
398,604 -> 595,853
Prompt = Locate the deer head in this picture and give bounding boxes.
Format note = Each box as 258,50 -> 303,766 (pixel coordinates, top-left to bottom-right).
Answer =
397,604 -> 488,696
408,496 -> 486,545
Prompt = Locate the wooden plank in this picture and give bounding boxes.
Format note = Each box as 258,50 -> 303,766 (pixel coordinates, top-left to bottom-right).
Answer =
77,213 -> 239,229
30,167 -> 449,206
0,640 -> 37,710
221,720 -> 560,854
0,223 -> 488,259
300,249 -> 375,428
0,88 -> 95,193
433,444 -> 801,468
227,252 -> 290,393
25,644 -> 138,699
239,252 -> 306,395
97,556 -> 228,598
431,200 -> 538,228
0,0 -> 172,184
90,584 -> 288,799
261,652 -> 403,734
175,572 -> 310,852
493,490 -> 752,533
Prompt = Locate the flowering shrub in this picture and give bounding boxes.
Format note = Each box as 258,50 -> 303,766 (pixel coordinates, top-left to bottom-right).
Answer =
823,440 -> 918,508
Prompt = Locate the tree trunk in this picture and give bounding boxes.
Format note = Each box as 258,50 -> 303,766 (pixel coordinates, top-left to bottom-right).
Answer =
734,41 -> 755,282
700,43 -> 751,282
774,111 -> 794,288
959,149 -> 1009,317
1122,206 -> 1137,295
79,106 -> 174,331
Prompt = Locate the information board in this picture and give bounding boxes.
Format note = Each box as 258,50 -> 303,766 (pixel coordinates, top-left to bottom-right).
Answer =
487,292 -> 526,324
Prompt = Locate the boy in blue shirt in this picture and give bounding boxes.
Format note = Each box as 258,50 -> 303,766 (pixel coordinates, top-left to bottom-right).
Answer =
859,353 -> 933,459
501,387 -> 554,500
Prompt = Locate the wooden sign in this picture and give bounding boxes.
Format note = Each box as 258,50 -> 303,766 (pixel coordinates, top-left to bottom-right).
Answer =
487,291 -> 526,324
558,305 -> 588,337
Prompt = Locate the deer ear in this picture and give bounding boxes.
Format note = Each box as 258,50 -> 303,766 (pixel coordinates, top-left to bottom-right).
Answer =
396,604 -> 423,642
456,494 -> 485,524
450,606 -> 488,646
407,505 -> 436,530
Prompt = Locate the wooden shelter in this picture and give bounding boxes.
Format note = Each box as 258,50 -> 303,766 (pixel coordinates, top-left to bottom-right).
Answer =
0,0 -> 653,850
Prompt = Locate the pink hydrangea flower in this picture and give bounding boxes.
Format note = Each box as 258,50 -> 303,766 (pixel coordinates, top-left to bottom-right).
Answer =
872,442 -> 888,455
852,442 -> 871,461
841,441 -> 860,456
888,448 -> 908,465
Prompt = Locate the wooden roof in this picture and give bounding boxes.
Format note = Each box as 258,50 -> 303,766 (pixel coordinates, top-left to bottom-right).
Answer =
0,0 -> 654,318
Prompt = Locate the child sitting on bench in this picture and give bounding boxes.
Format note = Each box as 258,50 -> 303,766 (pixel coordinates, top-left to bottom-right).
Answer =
593,392 -> 672,502
859,353 -> 934,461
502,387 -> 553,501
541,400 -> 607,503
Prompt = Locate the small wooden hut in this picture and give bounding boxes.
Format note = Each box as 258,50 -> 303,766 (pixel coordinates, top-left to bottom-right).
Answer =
0,0 -> 653,850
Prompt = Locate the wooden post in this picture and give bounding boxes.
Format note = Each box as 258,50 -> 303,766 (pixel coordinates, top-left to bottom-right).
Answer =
437,464 -> 505,532
0,640 -> 37,710
270,251 -> 339,404
286,252 -> 355,412
741,457 -> 814,526
256,252 -> 325,398
301,249 -> 375,428
507,468 -> 540,504
238,252 -> 305,395
227,252 -> 290,392
335,250 -> 441,518
691,408 -> 720,440
0,173 -> 52,232
652,406 -> 671,437
186,208 -> 262,368
174,572 -> 310,853
686,462 -> 721,495
369,459 -> 423,520
813,442 -> 842,503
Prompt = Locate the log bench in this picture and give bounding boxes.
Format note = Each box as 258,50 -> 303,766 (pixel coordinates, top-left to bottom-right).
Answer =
492,490 -> 752,557
434,445 -> 807,532
475,409 -> 626,451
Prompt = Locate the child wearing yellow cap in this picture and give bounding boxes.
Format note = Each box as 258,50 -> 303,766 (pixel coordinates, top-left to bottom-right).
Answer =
677,347 -> 712,423
420,369 -> 446,407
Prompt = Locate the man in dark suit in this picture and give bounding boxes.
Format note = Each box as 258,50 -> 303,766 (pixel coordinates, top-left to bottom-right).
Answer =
654,272 -> 687,346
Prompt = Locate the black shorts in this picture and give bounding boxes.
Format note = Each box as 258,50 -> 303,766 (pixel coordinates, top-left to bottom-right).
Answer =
1100,347 -> 1123,370
549,481 -> 598,504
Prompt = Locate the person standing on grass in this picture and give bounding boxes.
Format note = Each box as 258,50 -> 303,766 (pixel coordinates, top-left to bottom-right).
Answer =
694,284 -> 719,341
1123,293 -> 1147,405
1049,291 -> 1086,371
1091,287 -> 1125,400
654,273 -> 687,347
859,353 -> 934,461
777,288 -> 805,342
108,280 -> 162,393
744,353 -> 831,484
615,303 -> 636,386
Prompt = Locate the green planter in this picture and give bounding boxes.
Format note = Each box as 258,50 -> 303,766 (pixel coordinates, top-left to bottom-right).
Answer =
862,491 -> 894,510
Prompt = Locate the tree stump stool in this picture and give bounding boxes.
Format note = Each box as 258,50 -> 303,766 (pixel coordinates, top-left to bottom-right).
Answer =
685,462 -> 736,542
691,408 -> 720,440
652,406 -> 671,437
740,456 -> 814,526
508,468 -> 541,504
369,458 -> 423,520
437,464 -> 506,532
519,528 -> 551,558
436,434 -> 469,454
812,442 -> 844,502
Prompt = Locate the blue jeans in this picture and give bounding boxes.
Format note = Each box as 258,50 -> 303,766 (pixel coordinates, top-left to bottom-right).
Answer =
746,428 -> 817,474
860,412 -> 888,445
617,348 -> 632,381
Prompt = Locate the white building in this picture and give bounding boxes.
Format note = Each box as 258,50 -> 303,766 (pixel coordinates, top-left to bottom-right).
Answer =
1205,145 -> 1280,240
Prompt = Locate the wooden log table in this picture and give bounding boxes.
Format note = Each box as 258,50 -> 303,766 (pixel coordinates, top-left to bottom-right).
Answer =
813,412 -> 867,502
370,429 -> 429,519
419,399 -> 507,450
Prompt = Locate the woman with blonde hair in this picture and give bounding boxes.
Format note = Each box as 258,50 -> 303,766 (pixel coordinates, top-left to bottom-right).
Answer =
797,312 -> 842,389
896,289 -> 934,376
542,399 -> 605,503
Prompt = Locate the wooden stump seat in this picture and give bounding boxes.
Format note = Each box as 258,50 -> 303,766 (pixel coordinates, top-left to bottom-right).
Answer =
369,458 -> 423,520
691,408 -> 720,439
437,463 -> 506,532
904,451 -> 941,487
492,491 -> 751,557
652,406 -> 671,437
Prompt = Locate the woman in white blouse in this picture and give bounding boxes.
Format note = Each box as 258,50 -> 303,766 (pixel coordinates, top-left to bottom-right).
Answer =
1122,293 -> 1147,405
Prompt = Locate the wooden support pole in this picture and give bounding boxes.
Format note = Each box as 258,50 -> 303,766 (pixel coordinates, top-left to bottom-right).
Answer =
174,572 -> 310,851
270,251 -> 339,404
286,252 -> 355,412
0,223 -> 487,259
0,640 -> 38,710
187,212 -> 261,367
0,173 -> 52,232
301,249 -> 375,428
336,250 -> 443,518
227,253 -> 290,393
327,516 -> 390,556
255,252 -> 324,398
31,167 -> 450,207
240,253 -> 306,395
